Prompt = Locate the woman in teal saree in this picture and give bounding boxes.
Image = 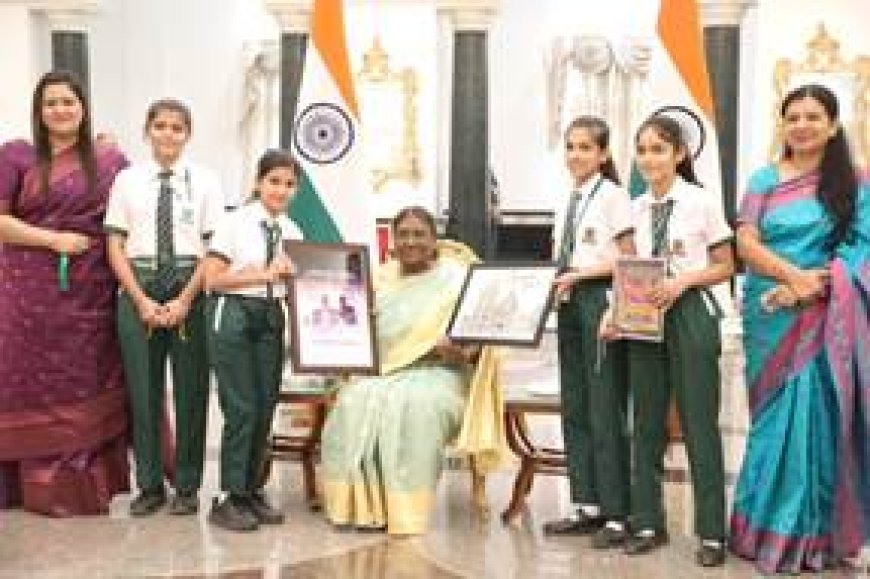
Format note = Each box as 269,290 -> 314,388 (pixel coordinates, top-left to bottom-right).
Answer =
730,84 -> 870,573
321,207 -> 505,535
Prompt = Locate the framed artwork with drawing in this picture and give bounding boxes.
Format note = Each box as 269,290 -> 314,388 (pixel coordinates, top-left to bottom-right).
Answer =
283,241 -> 378,375
447,262 -> 559,347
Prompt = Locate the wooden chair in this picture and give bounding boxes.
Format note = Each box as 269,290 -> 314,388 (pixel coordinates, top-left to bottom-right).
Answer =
262,380 -> 333,511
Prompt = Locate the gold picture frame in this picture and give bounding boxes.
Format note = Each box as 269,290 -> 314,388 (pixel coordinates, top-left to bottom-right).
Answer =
356,36 -> 422,192
771,23 -> 870,167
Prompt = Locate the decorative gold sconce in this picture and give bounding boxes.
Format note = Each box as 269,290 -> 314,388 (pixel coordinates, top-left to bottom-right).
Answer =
771,23 -> 870,166
356,36 -> 422,192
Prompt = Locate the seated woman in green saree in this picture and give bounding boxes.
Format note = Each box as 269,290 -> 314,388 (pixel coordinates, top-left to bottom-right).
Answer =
321,206 -> 505,535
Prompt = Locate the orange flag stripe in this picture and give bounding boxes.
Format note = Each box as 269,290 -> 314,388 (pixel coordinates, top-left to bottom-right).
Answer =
657,0 -> 715,120
311,0 -> 359,118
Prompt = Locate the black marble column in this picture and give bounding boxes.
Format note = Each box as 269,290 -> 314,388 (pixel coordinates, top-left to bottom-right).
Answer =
448,31 -> 493,258
51,31 -> 89,97
279,32 -> 307,149
704,26 -> 740,224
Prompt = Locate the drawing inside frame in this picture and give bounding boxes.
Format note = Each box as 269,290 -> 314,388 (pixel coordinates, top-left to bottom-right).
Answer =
612,257 -> 666,342
283,241 -> 378,374
447,262 -> 559,347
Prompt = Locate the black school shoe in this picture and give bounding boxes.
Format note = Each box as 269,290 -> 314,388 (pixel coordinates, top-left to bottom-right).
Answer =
590,524 -> 628,549
168,490 -> 199,515
696,542 -> 726,567
543,511 -> 605,536
208,496 -> 258,532
624,529 -> 669,555
129,488 -> 166,517
248,491 -> 285,525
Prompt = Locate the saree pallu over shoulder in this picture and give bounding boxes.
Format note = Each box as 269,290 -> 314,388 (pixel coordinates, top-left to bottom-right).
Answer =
0,139 -> 129,516
376,256 -> 508,471
730,173 -> 870,574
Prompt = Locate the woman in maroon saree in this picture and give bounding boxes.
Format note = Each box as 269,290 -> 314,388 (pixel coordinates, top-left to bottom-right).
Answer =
0,71 -> 130,516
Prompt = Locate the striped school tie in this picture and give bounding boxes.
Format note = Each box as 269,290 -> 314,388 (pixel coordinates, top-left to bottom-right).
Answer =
261,219 -> 281,299
650,199 -> 675,258
557,190 -> 581,269
155,170 -> 176,294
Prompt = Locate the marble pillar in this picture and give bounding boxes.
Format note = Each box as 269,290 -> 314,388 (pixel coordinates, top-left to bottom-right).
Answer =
444,7 -> 496,258
699,0 -> 756,223
266,4 -> 310,150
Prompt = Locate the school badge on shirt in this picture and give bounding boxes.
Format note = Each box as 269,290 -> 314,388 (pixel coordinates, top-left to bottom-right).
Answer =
180,206 -> 195,225
670,239 -> 686,257
582,228 -> 597,245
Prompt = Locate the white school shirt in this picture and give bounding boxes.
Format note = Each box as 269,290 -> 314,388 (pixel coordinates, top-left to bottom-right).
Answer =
208,200 -> 303,299
632,176 -> 732,274
104,159 -> 224,259
552,174 -> 634,269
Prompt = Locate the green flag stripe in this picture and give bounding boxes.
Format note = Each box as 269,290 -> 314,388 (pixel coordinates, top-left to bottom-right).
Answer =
628,162 -> 647,199
288,172 -> 343,243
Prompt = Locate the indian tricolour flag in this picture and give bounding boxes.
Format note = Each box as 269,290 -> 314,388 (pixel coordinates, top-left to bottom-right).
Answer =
289,0 -> 374,247
629,0 -> 723,202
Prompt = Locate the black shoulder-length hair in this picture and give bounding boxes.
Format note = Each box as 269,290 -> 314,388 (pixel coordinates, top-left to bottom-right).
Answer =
781,83 -> 857,248
31,70 -> 96,196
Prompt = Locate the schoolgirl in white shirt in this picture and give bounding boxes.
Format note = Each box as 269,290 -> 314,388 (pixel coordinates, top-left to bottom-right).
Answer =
543,116 -> 635,547
612,115 -> 734,567
203,149 -> 302,532
105,98 -> 223,517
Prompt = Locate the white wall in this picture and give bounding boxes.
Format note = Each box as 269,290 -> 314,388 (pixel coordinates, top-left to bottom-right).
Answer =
82,0 -> 275,206
489,0 -> 659,212
344,3 -> 440,219
0,5 -> 43,141
738,0 -> 870,192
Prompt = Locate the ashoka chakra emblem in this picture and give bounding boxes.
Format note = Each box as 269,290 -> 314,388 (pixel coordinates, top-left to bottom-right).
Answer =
293,103 -> 354,165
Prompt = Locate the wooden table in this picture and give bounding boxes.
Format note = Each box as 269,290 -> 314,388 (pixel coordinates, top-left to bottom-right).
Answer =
264,387 -> 332,511
501,386 -> 565,524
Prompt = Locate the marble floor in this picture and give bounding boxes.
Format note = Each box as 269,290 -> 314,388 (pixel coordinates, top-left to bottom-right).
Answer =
1,330 -> 865,578
3,464 -> 865,579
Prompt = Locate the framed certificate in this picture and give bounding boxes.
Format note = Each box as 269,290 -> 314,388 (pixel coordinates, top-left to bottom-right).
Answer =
613,257 -> 666,342
283,241 -> 378,374
447,262 -> 559,346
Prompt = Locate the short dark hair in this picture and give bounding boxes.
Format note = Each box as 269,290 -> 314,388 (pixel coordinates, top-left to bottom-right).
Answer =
256,148 -> 299,181
392,205 -> 437,237
145,98 -> 192,133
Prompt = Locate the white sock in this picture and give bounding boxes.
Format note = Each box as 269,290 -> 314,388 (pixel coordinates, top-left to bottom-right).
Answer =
702,539 -> 723,549
636,528 -> 655,538
577,504 -> 600,517
605,520 -> 625,532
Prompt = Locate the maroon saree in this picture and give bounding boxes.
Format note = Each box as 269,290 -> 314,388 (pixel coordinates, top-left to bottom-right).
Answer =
0,139 -> 130,516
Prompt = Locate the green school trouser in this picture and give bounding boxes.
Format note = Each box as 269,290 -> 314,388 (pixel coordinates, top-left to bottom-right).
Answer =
627,288 -> 725,540
117,264 -> 210,493
557,279 -> 630,519
207,294 -> 285,495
